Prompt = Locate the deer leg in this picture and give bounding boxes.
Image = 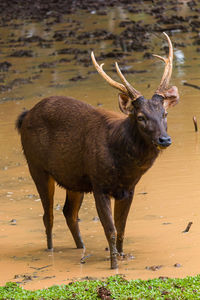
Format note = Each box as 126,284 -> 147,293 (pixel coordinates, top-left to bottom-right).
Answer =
114,191 -> 134,255
63,191 -> 84,249
28,165 -> 55,250
93,191 -> 118,269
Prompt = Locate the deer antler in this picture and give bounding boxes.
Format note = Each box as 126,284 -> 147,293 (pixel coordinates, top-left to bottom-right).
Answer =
91,52 -> 142,100
91,52 -> 127,94
115,62 -> 142,100
153,32 -> 173,96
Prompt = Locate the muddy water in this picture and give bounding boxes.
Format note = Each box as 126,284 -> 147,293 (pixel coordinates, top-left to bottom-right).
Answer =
0,4 -> 200,290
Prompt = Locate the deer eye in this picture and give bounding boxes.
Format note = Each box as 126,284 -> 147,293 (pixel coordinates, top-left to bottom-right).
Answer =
137,115 -> 146,122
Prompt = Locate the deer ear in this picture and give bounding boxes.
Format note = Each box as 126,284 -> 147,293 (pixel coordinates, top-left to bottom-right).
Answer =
163,86 -> 179,110
118,93 -> 132,115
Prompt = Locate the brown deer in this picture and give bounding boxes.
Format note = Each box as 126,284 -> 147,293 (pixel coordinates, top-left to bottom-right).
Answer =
16,33 -> 179,269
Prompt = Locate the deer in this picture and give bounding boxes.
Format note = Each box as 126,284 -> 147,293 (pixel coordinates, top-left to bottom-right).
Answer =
16,33 -> 179,269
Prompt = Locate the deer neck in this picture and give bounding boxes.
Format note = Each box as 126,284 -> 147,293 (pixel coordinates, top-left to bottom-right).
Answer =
109,116 -> 159,171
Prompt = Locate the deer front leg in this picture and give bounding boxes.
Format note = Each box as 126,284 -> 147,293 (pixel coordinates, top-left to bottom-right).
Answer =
93,190 -> 118,269
114,190 -> 134,255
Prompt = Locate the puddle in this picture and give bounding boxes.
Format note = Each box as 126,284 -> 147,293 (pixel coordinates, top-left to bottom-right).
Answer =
0,1 -> 200,290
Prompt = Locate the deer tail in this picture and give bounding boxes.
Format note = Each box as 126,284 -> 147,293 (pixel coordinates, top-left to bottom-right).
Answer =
15,110 -> 29,132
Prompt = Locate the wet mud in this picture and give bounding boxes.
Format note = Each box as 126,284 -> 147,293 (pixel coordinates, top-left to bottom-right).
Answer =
0,0 -> 200,290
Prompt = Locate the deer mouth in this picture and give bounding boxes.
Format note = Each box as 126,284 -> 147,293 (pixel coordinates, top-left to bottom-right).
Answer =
152,142 -> 167,150
153,137 -> 172,150
156,144 -> 169,150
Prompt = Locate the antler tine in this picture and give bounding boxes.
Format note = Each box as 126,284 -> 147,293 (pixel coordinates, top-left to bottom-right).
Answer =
153,32 -> 173,96
115,62 -> 142,100
91,52 -> 127,94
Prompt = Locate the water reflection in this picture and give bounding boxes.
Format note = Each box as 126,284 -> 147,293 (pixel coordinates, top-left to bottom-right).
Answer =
175,49 -> 185,64
175,49 -> 185,78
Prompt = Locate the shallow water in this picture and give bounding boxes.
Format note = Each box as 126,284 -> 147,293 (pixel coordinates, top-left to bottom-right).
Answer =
0,3 -> 200,289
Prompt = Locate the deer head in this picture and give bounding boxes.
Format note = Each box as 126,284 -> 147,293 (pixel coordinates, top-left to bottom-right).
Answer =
91,32 -> 179,149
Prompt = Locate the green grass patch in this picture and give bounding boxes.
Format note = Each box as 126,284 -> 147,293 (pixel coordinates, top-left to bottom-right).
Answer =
1,275 -> 200,299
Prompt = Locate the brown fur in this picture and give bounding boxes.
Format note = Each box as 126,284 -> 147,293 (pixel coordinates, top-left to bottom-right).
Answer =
16,93 -> 176,269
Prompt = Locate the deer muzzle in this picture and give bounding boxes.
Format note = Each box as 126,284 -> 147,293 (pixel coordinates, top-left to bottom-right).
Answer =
157,135 -> 172,149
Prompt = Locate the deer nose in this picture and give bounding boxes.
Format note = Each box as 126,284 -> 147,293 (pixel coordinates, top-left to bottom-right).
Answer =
158,136 -> 172,148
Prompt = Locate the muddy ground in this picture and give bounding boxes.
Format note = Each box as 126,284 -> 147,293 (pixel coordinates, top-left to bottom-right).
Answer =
0,0 -> 200,290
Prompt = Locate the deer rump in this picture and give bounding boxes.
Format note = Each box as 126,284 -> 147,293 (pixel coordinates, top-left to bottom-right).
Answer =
16,33 -> 179,269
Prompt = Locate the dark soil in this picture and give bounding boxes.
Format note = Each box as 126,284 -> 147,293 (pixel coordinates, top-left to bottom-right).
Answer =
9,50 -> 35,57
1,0 -> 199,58
0,0 -> 199,87
0,0 -> 199,22
0,62 -> 12,72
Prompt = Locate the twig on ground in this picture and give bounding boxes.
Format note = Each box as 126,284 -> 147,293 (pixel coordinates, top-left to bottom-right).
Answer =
182,221 -> 193,233
193,116 -> 198,132
183,82 -> 200,90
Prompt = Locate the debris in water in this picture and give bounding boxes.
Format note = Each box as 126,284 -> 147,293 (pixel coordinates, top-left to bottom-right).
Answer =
69,75 -> 87,82
183,82 -> 200,90
118,253 -> 135,261
41,275 -> 56,280
182,221 -> 193,233
193,116 -> 198,132
174,263 -> 182,268
27,194 -> 37,199
145,265 -> 163,271
14,274 -> 35,283
30,264 -> 52,271
10,219 -> 17,225
80,254 -> 92,264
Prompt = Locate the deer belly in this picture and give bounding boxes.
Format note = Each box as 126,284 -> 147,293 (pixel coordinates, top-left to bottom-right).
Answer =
53,173 -> 92,193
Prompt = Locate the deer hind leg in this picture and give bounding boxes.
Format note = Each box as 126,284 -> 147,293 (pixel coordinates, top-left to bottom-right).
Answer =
114,190 -> 134,255
28,165 -> 55,250
63,190 -> 84,249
